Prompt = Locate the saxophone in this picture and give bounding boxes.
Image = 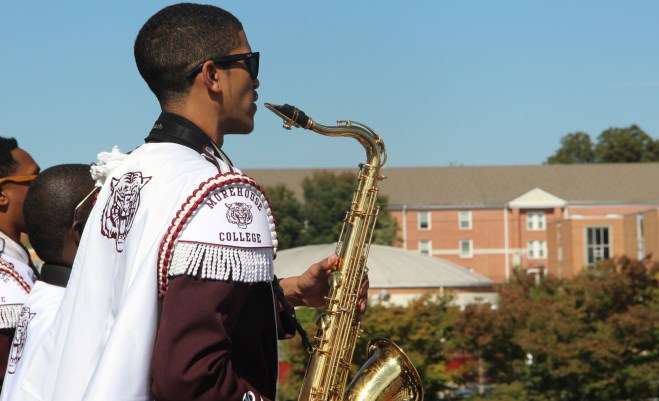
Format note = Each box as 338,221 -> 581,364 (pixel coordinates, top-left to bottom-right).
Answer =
265,103 -> 423,401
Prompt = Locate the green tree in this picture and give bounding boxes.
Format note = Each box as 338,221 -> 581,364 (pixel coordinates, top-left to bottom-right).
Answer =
268,171 -> 399,249
277,308 -> 317,401
546,125 -> 659,164
545,131 -> 595,164
298,171 -> 354,244
277,296 -> 460,401
265,184 -> 305,250
296,170 -> 399,246
454,257 -> 659,401
594,124 -> 658,163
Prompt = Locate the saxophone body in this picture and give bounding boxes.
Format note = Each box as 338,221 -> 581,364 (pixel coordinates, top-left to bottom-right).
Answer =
265,103 -> 423,401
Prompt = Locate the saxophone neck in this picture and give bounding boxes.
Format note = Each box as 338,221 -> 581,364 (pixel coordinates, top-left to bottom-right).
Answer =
265,102 -> 387,168
335,120 -> 387,169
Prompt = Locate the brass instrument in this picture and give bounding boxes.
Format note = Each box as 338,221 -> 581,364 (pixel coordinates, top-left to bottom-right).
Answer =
265,103 -> 423,401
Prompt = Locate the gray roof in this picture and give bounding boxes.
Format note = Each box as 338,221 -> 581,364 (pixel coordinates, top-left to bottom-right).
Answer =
246,163 -> 659,208
273,243 -> 493,289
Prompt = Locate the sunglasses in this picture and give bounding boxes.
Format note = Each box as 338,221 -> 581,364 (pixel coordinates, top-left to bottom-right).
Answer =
72,187 -> 100,228
187,52 -> 260,80
0,175 -> 37,185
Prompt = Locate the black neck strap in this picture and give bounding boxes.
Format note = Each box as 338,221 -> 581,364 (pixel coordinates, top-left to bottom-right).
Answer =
40,263 -> 72,288
144,112 -> 233,166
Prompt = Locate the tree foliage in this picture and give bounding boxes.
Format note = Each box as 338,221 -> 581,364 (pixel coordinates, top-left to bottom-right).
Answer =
267,185 -> 305,250
277,308 -> 318,401
277,257 -> 658,401
595,125 -> 659,163
545,131 -> 595,164
266,170 -> 399,250
298,171 -> 355,245
456,257 -> 659,401
546,124 -> 659,164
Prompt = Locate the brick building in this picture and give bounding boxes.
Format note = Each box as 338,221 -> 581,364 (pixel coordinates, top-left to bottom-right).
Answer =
249,163 -> 659,283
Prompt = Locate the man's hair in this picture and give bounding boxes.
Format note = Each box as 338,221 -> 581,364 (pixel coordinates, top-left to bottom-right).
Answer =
134,2 -> 243,106
24,164 -> 96,264
0,136 -> 19,178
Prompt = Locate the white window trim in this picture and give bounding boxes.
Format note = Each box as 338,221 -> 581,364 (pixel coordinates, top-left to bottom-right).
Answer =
459,211 -> 472,230
527,240 -> 547,259
527,212 -> 546,231
584,225 -> 612,268
418,240 -> 432,256
637,214 -> 645,260
459,239 -> 473,258
418,211 -> 431,230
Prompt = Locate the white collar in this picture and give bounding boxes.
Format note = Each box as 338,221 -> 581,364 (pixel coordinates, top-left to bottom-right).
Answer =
211,143 -> 231,167
0,230 -> 30,265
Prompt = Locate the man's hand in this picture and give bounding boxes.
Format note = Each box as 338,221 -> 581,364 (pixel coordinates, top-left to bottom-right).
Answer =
280,254 -> 336,308
279,254 -> 369,320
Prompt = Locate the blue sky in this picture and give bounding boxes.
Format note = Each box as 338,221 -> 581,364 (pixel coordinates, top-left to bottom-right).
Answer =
2,1 -> 659,170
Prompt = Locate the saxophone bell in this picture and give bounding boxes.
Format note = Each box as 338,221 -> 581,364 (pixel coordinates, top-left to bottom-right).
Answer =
346,338 -> 423,401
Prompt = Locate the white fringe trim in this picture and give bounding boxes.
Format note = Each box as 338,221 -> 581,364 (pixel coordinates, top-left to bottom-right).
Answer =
0,304 -> 22,329
170,242 -> 274,283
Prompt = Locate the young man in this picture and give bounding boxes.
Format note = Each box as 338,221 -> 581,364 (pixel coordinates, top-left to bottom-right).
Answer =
0,137 -> 39,389
17,4 -> 364,401
23,164 -> 97,287
0,138 -> 39,262
0,164 -> 96,400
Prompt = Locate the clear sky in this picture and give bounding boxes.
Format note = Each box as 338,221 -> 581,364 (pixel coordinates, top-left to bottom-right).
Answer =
2,1 -> 659,170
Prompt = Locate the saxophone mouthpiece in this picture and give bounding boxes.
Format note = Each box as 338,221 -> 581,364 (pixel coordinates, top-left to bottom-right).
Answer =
264,102 -> 311,130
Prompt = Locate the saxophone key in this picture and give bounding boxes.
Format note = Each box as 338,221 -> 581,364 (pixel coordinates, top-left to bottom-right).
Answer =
328,271 -> 342,288
316,313 -> 332,330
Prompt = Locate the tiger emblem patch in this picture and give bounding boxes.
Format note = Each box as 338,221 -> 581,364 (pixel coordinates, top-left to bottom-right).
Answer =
226,202 -> 253,229
8,307 -> 35,374
101,171 -> 152,252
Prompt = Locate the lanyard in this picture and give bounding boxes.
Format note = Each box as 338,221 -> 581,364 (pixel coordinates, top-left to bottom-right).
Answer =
144,112 -> 233,168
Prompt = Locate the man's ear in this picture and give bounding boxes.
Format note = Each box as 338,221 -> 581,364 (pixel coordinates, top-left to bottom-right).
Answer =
0,189 -> 8,206
200,61 -> 223,93
72,221 -> 84,245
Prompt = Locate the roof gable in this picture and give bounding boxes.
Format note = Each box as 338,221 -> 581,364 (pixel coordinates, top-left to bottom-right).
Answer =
509,188 -> 566,208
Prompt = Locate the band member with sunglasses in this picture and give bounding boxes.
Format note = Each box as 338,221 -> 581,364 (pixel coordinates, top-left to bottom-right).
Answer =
0,164 -> 96,400
13,4 -> 364,401
23,164 -> 97,288
0,136 -> 39,390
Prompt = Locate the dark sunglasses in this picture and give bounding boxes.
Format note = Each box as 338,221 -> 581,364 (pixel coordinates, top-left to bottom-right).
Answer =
72,186 -> 100,228
187,52 -> 260,80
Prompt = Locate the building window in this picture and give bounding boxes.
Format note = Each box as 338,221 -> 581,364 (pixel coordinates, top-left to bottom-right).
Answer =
586,226 -> 611,268
459,239 -> 473,258
557,224 -> 563,262
459,211 -> 472,230
527,240 -> 547,259
527,212 -> 546,231
637,214 -> 645,260
418,211 -> 430,230
418,240 -> 431,256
